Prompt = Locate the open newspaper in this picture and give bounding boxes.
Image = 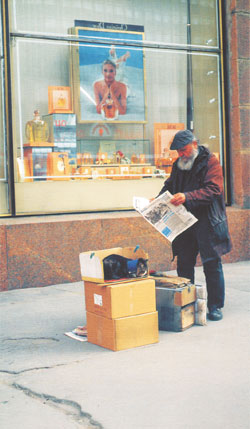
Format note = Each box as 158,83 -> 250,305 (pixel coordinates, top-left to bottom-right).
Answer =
133,190 -> 197,243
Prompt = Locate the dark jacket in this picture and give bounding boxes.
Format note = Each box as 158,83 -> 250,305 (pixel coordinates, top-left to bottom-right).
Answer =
159,146 -> 232,262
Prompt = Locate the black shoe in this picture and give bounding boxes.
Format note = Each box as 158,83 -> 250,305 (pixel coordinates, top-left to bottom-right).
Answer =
208,306 -> 223,321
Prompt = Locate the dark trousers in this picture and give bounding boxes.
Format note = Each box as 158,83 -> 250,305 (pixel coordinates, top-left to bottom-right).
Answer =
176,245 -> 225,310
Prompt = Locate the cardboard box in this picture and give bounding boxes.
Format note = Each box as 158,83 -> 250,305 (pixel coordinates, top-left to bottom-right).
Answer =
86,311 -> 159,351
79,247 -> 149,283
84,278 -> 156,319
156,285 -> 196,331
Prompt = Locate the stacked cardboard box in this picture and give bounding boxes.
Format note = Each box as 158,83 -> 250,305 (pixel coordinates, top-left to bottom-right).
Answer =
79,247 -> 159,351
154,276 -> 197,332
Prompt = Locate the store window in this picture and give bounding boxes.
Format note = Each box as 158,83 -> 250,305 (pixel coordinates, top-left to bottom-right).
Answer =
0,6 -> 10,215
7,0 -> 223,215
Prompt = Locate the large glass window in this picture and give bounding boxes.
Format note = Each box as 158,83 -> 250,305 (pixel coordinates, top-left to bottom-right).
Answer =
7,0 -> 223,215
9,0 -> 218,48
0,5 -> 10,215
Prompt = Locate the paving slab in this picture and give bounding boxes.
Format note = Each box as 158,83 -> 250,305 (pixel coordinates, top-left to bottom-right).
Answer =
0,261 -> 249,429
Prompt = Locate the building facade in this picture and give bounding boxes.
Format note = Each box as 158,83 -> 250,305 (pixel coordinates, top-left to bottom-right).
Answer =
0,0 -> 249,290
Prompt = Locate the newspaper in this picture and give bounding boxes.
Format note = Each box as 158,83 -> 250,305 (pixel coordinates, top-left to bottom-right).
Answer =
133,190 -> 197,243
64,331 -> 88,342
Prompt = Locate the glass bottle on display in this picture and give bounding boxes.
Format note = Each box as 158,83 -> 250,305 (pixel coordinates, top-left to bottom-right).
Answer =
25,110 -> 49,143
101,93 -> 118,120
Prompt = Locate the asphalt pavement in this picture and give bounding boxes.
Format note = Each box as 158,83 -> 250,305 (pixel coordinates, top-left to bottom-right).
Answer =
0,261 -> 249,429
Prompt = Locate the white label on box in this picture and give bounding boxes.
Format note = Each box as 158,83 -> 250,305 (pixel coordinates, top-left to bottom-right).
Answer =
94,293 -> 103,306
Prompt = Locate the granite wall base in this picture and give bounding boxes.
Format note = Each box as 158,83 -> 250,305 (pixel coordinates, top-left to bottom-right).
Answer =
0,207 -> 249,291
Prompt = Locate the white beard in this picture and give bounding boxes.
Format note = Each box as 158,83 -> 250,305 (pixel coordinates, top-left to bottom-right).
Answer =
177,147 -> 199,171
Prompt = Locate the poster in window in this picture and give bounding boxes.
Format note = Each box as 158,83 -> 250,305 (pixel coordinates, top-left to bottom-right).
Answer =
70,23 -> 146,123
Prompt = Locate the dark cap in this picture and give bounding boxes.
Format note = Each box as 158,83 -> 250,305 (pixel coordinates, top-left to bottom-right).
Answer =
170,130 -> 195,150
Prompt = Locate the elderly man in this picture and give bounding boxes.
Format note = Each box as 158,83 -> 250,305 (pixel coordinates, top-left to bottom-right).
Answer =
157,130 -> 231,321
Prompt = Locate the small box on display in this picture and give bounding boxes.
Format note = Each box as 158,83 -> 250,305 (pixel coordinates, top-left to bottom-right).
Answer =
86,311 -> 159,351
24,147 -> 53,180
105,167 -> 120,178
17,157 -> 33,182
84,278 -> 156,319
91,167 -> 105,179
142,166 -> 154,176
79,246 -> 149,283
115,165 -> 130,179
47,152 -> 70,180
43,113 -> 77,158
78,166 -> 91,179
129,166 -> 143,179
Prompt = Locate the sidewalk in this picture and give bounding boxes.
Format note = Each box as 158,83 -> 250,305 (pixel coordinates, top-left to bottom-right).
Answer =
0,261 -> 249,429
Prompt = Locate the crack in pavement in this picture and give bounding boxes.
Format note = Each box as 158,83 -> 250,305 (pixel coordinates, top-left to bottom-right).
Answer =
0,365 -> 63,375
12,382 -> 104,428
0,356 -> 98,375
2,337 -> 60,342
0,356 -> 97,375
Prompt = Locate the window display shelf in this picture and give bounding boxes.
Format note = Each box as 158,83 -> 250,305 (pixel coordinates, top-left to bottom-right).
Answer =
77,139 -> 152,166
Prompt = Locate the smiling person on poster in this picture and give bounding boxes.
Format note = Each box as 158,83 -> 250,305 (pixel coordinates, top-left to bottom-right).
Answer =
93,59 -> 127,118
154,129 -> 232,321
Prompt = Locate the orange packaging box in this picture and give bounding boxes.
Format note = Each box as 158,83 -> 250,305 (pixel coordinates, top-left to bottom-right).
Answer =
142,166 -> 154,176
105,167 -> 119,179
84,278 -> 156,319
91,167 -> 105,179
47,152 -> 70,180
112,165 -> 130,179
78,166 -> 91,179
79,246 -> 149,283
86,311 -> 159,351
129,166 -> 143,179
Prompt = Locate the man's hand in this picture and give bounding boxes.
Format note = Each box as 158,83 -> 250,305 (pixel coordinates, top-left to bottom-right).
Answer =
170,193 -> 186,206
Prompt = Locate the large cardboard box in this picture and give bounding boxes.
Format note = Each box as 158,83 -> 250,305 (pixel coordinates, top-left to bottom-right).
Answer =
156,285 -> 196,332
84,278 -> 156,319
79,247 -> 149,283
86,311 -> 159,351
